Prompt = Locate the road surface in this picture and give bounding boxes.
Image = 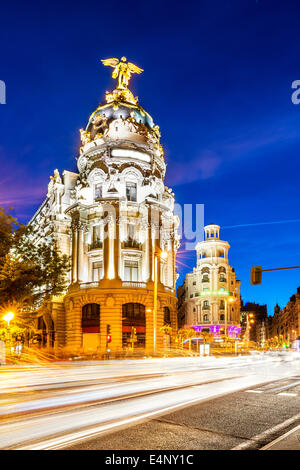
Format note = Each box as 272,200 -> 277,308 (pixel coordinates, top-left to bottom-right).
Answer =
0,353 -> 299,450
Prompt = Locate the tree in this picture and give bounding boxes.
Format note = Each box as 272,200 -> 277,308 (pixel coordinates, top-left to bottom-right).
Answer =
0,206 -> 18,258
0,207 -> 70,311
178,328 -> 195,351
160,325 -> 172,351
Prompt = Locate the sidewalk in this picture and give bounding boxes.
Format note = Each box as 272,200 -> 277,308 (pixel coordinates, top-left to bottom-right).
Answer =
261,424 -> 300,450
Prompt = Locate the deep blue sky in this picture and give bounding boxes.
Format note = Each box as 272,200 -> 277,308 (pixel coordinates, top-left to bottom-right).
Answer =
1,0 -> 300,315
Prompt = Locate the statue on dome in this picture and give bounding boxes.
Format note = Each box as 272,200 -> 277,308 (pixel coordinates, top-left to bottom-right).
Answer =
101,57 -> 143,90
101,57 -> 143,105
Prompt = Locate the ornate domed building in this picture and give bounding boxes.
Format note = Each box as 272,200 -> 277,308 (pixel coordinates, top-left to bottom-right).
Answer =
177,224 -> 241,338
30,58 -> 180,354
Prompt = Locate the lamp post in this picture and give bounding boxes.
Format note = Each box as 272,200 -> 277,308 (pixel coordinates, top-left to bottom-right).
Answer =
2,312 -> 14,353
2,312 -> 14,327
153,250 -> 168,353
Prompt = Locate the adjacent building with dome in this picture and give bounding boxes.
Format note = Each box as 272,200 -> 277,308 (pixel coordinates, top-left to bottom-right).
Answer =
177,224 -> 241,338
30,58 -> 180,354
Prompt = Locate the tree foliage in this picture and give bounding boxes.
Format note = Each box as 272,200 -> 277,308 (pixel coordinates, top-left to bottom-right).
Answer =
0,206 -> 70,310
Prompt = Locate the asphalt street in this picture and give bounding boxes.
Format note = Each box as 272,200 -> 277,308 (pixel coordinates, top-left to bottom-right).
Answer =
65,376 -> 300,450
0,354 -> 299,450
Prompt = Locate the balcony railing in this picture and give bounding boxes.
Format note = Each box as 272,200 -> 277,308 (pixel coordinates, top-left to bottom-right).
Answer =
79,282 -> 99,289
121,240 -> 142,250
88,240 -> 103,251
122,281 -> 147,289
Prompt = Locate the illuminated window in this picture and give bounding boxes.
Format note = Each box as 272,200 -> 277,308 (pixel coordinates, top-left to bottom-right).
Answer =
92,261 -> 103,281
126,182 -> 137,202
124,260 -> 138,281
94,183 -> 102,200
127,223 -> 136,241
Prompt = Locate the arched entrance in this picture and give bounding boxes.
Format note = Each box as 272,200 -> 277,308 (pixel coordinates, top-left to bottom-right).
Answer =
82,303 -> 100,351
122,303 -> 145,349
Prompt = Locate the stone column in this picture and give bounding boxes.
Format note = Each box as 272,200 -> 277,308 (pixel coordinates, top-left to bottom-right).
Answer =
114,206 -> 120,280
148,211 -> 153,282
103,217 -> 110,280
71,224 -> 78,283
77,223 -> 84,282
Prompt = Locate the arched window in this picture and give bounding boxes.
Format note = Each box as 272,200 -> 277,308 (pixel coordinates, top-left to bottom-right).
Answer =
82,304 -> 100,332
163,306 -> 171,324
122,303 -> 145,348
122,303 -> 145,322
203,314 -> 209,322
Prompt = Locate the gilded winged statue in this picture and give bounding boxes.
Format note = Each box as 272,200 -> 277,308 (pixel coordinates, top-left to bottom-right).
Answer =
101,57 -> 143,90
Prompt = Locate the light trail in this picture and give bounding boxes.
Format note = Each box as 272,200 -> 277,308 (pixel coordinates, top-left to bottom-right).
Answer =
0,354 -> 299,450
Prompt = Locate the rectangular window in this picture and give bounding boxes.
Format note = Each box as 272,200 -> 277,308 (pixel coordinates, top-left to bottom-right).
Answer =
124,260 -> 138,281
126,182 -> 137,202
92,261 -> 103,282
127,223 -> 135,241
93,225 -> 100,243
94,184 -> 102,200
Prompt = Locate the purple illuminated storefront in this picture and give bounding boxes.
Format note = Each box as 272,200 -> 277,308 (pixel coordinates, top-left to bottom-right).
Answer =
191,324 -> 241,338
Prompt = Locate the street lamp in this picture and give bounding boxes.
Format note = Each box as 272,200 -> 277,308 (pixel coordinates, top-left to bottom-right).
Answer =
153,250 -> 168,353
2,312 -> 14,353
2,312 -> 14,327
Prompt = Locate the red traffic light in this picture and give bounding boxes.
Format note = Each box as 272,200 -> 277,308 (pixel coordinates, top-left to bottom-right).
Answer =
106,334 -> 111,343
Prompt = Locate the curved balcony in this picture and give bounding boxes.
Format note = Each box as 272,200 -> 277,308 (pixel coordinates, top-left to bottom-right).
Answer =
88,240 -> 103,251
121,240 -> 143,250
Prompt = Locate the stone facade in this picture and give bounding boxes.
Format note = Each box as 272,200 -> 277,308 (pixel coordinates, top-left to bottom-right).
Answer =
178,224 -> 241,337
267,289 -> 300,346
30,71 -> 180,354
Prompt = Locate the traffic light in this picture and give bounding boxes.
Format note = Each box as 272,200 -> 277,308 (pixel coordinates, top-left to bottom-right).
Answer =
106,324 -> 111,342
250,266 -> 262,285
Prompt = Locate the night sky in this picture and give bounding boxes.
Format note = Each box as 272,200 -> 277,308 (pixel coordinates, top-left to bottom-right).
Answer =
1,0 -> 300,315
